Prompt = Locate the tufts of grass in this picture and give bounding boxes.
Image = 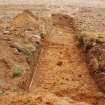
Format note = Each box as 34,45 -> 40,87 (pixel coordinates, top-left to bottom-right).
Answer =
77,32 -> 97,52
77,32 -> 90,47
97,34 -> 105,42
12,64 -> 23,78
24,42 -> 35,51
22,41 -> 36,57
78,32 -> 105,45
78,32 -> 105,53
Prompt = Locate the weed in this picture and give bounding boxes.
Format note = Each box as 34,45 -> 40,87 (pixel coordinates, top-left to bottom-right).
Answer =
97,34 -> 105,42
22,41 -> 36,57
78,32 -> 97,52
77,33 -> 89,47
24,42 -> 35,51
13,64 -> 23,78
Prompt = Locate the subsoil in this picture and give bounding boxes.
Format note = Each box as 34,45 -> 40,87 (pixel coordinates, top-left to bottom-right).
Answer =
0,4 -> 105,105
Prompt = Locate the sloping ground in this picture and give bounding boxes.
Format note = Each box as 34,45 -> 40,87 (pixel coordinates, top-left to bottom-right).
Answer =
0,10 -> 42,93
77,32 -> 105,93
73,7 -> 105,95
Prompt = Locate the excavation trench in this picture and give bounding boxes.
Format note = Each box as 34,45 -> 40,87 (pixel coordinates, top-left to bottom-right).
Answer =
12,14 -> 105,105
0,9 -> 105,105
19,14 -> 105,104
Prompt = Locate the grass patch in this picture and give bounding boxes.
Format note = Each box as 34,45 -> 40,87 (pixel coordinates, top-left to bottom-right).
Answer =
22,41 -> 36,57
78,32 -> 105,46
97,34 -> 105,42
13,64 -> 23,78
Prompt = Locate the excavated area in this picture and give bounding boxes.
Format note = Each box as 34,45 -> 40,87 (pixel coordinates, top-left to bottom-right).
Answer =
0,11 -> 105,105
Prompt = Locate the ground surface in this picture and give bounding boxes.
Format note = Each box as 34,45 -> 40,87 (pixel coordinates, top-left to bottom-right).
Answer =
0,1 -> 105,105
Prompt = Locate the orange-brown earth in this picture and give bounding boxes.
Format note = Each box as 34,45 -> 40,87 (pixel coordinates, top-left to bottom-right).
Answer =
0,10 -> 105,105
0,10 -> 41,92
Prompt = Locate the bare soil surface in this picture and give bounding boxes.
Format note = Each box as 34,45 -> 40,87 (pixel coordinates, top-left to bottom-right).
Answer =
0,2 -> 105,105
29,15 -> 105,104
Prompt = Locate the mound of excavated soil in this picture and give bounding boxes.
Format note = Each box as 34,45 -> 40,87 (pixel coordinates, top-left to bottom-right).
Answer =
0,10 -> 42,93
77,31 -> 105,93
87,44 -> 105,92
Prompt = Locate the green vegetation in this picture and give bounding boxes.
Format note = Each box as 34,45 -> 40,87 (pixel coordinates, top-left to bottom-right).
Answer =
22,40 -> 36,57
77,32 -> 105,52
78,32 -> 105,46
97,34 -> 105,42
13,64 -> 23,78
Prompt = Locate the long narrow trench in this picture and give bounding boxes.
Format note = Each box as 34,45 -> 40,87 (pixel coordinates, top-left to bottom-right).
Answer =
28,18 -> 105,104
23,12 -> 105,105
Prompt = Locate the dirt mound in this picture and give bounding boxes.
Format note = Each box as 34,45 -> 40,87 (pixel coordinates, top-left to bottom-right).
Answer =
51,13 -> 75,31
0,10 -> 42,93
87,44 -> 105,92
77,32 -> 105,93
11,9 -> 39,29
